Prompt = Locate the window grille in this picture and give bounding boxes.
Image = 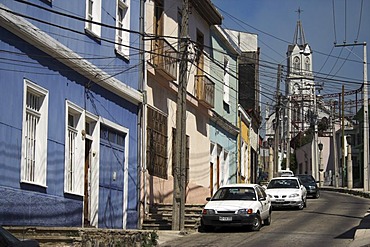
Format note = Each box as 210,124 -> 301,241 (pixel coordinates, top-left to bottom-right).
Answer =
23,91 -> 41,182
147,107 -> 168,179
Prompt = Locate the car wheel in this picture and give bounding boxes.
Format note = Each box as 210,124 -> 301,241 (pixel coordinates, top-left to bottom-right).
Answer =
314,191 -> 320,199
298,199 -> 304,210
200,220 -> 214,232
251,214 -> 262,231
263,211 -> 271,226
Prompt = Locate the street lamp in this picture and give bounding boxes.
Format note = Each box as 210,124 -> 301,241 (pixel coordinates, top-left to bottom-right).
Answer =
346,135 -> 353,189
318,142 -> 324,187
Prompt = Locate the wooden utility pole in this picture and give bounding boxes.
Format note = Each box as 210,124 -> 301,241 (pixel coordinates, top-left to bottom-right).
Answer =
341,85 -> 345,187
332,101 -> 339,188
274,64 -> 282,176
172,0 -> 189,231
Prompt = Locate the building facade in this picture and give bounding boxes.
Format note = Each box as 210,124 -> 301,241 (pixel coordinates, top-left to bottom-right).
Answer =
226,30 -> 261,182
209,26 -> 240,193
0,0 -> 142,229
143,0 -> 223,208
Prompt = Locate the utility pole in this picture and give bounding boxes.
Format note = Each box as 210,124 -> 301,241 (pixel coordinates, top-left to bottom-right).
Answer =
286,95 -> 291,170
341,85 -> 345,187
313,86 -> 318,181
274,64 -> 282,176
365,43 -> 369,191
335,42 -> 368,191
172,0 -> 189,231
347,135 -> 353,189
332,101 -> 339,188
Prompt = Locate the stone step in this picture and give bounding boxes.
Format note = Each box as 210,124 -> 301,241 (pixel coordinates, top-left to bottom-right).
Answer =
141,222 -> 198,231
142,204 -> 203,231
146,212 -> 201,219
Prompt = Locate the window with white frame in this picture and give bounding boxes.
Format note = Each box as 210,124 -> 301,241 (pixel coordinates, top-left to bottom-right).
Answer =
116,0 -> 130,58
21,80 -> 48,186
65,102 -> 85,195
223,56 -> 230,104
85,0 -> 102,37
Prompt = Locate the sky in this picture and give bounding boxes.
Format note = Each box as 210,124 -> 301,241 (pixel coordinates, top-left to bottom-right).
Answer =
212,0 -> 370,116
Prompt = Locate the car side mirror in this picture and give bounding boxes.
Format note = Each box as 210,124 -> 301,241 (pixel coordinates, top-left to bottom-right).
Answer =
206,197 -> 211,201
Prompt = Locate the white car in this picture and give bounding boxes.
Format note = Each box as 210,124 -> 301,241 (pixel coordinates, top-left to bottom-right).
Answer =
265,177 -> 307,210
278,170 -> 294,177
200,184 -> 271,231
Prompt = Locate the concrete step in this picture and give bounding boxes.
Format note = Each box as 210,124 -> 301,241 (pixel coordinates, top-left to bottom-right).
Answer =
142,203 -> 204,231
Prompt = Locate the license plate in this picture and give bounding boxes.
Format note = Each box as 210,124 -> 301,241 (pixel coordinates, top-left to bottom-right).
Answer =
276,199 -> 285,202
219,216 -> 232,221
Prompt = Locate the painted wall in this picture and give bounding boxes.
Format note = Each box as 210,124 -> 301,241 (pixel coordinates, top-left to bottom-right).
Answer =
144,0 -> 221,204
0,0 -> 141,229
209,26 -> 239,186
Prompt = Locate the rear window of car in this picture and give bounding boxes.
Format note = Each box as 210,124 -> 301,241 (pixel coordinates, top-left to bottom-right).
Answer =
212,187 -> 257,201
298,175 -> 315,183
267,179 -> 299,189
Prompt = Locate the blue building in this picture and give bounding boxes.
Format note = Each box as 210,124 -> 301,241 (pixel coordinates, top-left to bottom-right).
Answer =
0,0 -> 143,229
209,26 -> 240,189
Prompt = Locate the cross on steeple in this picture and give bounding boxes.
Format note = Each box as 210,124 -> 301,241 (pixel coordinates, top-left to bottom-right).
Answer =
296,7 -> 303,20
293,7 -> 306,45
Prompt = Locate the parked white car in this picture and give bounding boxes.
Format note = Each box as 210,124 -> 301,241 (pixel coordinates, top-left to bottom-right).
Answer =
200,184 -> 272,231
265,177 -> 307,210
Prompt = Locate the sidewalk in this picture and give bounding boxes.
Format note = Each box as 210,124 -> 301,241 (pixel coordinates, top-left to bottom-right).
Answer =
156,230 -> 193,246
321,187 -> 370,247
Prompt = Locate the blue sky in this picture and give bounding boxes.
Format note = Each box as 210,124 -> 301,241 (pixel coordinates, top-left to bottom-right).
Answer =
212,0 -> 370,110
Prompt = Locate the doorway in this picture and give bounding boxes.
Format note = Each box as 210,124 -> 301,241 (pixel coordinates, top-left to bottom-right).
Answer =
84,138 -> 92,226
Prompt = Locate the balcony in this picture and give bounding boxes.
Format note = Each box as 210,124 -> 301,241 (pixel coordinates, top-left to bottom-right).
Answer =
195,75 -> 215,108
151,38 -> 178,81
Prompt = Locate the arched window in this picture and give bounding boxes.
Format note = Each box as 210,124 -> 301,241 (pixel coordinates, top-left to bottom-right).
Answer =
293,56 -> 300,72
305,57 -> 310,73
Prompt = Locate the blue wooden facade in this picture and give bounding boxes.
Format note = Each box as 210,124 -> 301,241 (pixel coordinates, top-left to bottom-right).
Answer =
0,0 -> 142,229
209,26 -> 240,186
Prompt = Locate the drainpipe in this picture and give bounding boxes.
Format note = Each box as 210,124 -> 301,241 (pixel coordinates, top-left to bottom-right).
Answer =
137,0 -> 147,229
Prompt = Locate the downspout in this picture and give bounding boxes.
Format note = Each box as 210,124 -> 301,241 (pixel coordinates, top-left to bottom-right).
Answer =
137,0 -> 147,229
237,108 -> 241,183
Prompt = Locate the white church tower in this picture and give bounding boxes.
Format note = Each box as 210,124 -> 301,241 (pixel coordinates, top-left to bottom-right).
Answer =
286,14 -> 316,136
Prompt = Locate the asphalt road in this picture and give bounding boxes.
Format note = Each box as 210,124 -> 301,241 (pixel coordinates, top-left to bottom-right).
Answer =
160,191 -> 370,247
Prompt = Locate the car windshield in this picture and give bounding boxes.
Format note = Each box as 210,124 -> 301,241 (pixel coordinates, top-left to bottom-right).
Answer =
212,187 -> 257,201
267,179 -> 299,189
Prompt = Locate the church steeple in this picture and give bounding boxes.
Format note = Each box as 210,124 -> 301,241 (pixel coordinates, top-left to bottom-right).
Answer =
293,8 -> 306,45
285,7 -> 315,135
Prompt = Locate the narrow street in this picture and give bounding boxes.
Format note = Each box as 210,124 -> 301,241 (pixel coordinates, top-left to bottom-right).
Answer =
160,191 -> 370,247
